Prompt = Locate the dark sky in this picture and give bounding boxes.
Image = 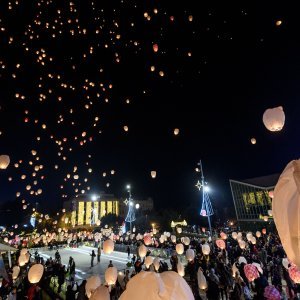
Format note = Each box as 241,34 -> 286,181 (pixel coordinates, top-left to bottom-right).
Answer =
0,1 -> 300,219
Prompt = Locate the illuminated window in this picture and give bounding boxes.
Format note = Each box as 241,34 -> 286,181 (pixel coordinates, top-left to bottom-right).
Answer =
86,201 -> 92,225
78,202 -> 84,225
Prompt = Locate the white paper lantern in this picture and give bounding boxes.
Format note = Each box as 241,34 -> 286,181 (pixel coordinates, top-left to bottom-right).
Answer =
176,243 -> 184,255
183,237 -> 190,246
151,171 -> 156,178
263,106 -> 285,132
256,231 -> 261,238
202,243 -> 210,255
86,275 -> 101,298
20,248 -> 28,256
0,155 -> 10,169
232,263 -> 238,277
145,256 -> 154,268
177,261 -> 185,277
273,160 -> 300,268
153,257 -> 160,271
18,255 -> 27,266
28,264 -> 44,284
251,236 -> 257,245
246,232 -> 253,241
90,286 -> 110,300
177,227 -> 182,234
171,235 -> 176,243
103,239 -> 114,254
138,244 -> 147,258
186,249 -> 195,261
232,232 -> 238,239
239,240 -> 246,249
105,267 -> 118,285
197,269 -> 207,290
268,209 -> 273,216
12,266 -> 20,280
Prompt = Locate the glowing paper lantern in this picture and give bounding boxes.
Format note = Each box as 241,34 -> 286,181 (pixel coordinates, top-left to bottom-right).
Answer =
232,263 -> 238,277
197,269 -> 207,290
144,235 -> 152,246
20,248 -> 28,256
202,244 -> 210,255
244,264 -> 259,282
272,160 -> 300,268
186,249 -> 195,261
262,106 -> 285,132
0,155 -> 10,169
220,232 -> 227,240
103,239 -> 114,254
105,267 -> 118,285
177,261 -> 185,277
232,232 -> 238,239
138,244 -> 147,258
18,255 -> 27,266
153,44 -> 158,52
176,243 -> 184,255
246,232 -> 253,241
263,216 -> 268,221
28,264 -> 44,284
151,171 -> 156,178
239,240 -> 246,249
268,209 -> 273,216
251,236 -> 257,244
12,266 -> 20,280
264,286 -> 281,300
171,235 -> 176,243
90,286 -> 110,300
183,237 -> 190,246
289,265 -> 300,283
153,257 -> 160,271
216,239 -> 226,250
177,227 -> 182,234
145,256 -> 154,268
250,138 -> 256,145
174,128 -> 179,136
238,256 -> 247,264
86,275 -> 102,298
262,228 -> 267,235
256,231 -> 261,238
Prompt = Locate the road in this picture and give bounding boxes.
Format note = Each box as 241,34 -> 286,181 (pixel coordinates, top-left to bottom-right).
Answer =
31,246 -> 131,282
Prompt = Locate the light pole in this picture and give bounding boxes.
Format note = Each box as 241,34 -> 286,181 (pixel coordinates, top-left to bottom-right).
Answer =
196,160 -> 214,238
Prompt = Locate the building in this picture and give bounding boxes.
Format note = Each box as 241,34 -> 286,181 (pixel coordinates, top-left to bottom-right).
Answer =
63,192 -> 154,226
230,174 -> 280,228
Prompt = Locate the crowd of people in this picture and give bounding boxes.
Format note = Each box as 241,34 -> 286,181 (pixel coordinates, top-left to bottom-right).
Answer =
0,228 -> 299,299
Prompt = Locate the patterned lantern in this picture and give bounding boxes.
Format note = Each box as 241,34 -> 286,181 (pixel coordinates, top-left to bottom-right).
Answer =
263,106 -> 285,132
289,265 -> 300,283
216,239 -> 226,249
244,264 -> 260,282
28,264 -> 44,284
264,286 -> 281,300
176,243 -> 184,255
103,239 -> 114,254
273,160 -> 300,268
144,235 -> 152,246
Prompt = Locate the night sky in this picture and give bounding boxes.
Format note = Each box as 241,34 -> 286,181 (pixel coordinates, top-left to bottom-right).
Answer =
0,1 -> 299,221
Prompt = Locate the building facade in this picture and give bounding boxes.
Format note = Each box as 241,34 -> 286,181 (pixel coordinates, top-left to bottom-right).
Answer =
230,174 -> 279,227
63,193 -> 154,226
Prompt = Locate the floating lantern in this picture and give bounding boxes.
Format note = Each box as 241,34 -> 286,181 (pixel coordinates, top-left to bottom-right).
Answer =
145,256 -> 154,268
0,155 -> 10,169
151,171 -> 156,178
138,244 -> 147,258
289,265 -> 300,283
176,243 -> 184,255
251,138 -> 256,145
232,232 -> 238,239
177,262 -> 185,277
86,275 -> 101,298
105,267 -> 118,285
262,106 -> 285,132
256,231 -> 261,238
216,239 -> 226,250
264,285 -> 281,300
28,264 -> 44,284
153,257 -> 160,271
12,266 -> 20,280
174,128 -> 179,136
90,286 -> 109,300
202,244 -> 210,255
197,269 -> 207,290
103,239 -> 114,254
183,237 -> 190,246
186,249 -> 195,261
177,227 -> 182,234
244,264 -> 259,282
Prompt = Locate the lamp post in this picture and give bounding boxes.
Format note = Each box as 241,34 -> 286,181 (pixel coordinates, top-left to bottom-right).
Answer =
196,160 -> 214,239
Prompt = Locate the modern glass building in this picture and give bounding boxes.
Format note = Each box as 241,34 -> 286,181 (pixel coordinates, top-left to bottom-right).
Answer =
230,174 -> 279,227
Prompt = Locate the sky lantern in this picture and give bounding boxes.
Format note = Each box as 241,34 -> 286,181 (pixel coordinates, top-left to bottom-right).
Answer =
216,239 -> 226,249
262,106 -> 285,132
176,243 -> 184,255
273,160 -> 300,268
144,234 -> 152,245
151,171 -> 156,178
183,237 -> 190,245
256,231 -> 261,238
202,243 -> 210,255
197,269 -> 207,290
0,155 -> 10,169
239,240 -> 246,249
232,232 -> 238,239
103,239 -> 114,254
186,249 -> 195,261
18,255 -> 27,266
264,286 -> 281,300
177,261 -> 185,277
153,43 -> 158,52
123,125 -> 129,132
105,267 -> 118,285
289,265 -> 300,283
251,138 -> 256,145
86,275 -> 102,298
153,257 -> 160,271
244,264 -> 260,282
90,286 -> 109,300
174,128 -> 179,135
28,264 -> 44,284
145,256 -> 154,268
276,20 -> 282,26
138,244 -> 147,258
12,266 -> 20,280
